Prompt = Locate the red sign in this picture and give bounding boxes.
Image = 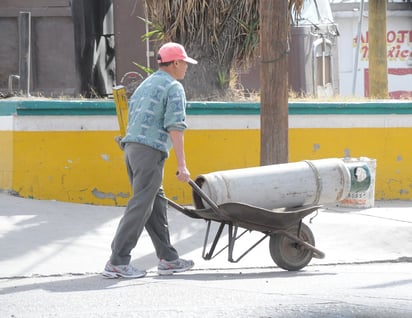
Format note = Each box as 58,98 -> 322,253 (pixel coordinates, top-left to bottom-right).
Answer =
364,68 -> 412,99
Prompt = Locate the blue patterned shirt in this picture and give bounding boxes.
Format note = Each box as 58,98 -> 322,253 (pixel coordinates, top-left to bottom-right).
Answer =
121,70 -> 188,155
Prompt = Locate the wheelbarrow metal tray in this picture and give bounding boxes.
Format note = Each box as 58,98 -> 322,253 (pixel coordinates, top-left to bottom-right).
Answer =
169,199 -> 320,232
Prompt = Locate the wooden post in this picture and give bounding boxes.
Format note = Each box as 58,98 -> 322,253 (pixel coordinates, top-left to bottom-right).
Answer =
259,0 -> 289,166
368,0 -> 388,98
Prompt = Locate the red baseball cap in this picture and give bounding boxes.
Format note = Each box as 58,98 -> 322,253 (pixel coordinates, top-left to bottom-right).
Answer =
157,42 -> 198,64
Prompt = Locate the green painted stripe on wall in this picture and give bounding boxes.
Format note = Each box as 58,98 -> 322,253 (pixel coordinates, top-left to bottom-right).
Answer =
290,101 -> 412,115
0,100 -> 20,116
1,99 -> 411,116
187,102 -> 260,115
17,100 -> 116,116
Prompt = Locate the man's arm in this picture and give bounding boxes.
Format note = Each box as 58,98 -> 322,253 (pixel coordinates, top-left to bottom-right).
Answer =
169,130 -> 190,182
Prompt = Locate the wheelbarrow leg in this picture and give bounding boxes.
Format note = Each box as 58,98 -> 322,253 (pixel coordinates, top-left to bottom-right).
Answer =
227,225 -> 270,263
228,224 -> 238,262
202,221 -> 226,260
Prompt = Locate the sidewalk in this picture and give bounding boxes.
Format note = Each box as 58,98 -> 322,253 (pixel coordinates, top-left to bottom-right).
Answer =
0,191 -> 411,278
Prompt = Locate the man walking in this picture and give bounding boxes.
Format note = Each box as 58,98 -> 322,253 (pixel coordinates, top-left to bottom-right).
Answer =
102,42 -> 197,278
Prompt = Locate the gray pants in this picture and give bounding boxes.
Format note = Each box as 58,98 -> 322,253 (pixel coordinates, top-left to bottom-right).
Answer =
109,143 -> 179,265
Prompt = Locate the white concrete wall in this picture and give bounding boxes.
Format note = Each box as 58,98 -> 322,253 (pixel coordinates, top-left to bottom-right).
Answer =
333,8 -> 412,97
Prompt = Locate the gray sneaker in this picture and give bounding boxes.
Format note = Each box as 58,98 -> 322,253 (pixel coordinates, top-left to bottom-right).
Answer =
158,258 -> 194,275
102,262 -> 146,279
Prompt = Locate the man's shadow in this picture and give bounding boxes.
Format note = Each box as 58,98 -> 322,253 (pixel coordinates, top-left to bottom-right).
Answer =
0,269 -> 336,296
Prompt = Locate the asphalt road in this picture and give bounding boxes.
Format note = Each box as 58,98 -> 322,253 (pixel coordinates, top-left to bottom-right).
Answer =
1,193 -> 411,317
1,262 -> 411,318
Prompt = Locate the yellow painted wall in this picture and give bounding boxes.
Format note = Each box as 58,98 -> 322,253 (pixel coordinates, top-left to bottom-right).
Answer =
165,129 -> 260,203
7,129 -> 261,205
2,126 -> 412,205
0,131 -> 13,190
11,131 -> 130,205
289,128 -> 412,200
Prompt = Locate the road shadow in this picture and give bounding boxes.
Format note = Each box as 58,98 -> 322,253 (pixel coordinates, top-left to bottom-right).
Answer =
0,269 -> 336,295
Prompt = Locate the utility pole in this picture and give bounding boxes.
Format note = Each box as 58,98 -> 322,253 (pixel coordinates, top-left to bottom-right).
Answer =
259,0 -> 289,166
369,0 -> 388,98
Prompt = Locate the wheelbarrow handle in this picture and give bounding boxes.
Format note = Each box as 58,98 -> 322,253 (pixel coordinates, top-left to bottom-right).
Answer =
188,179 -> 221,213
278,229 -> 326,259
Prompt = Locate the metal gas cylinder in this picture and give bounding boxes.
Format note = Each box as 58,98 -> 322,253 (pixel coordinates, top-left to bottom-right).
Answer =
193,158 -> 371,210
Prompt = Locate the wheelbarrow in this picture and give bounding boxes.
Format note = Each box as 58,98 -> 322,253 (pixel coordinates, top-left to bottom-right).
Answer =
167,179 -> 325,271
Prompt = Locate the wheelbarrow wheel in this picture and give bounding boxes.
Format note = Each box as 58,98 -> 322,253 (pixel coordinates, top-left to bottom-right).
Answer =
269,223 -> 315,271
